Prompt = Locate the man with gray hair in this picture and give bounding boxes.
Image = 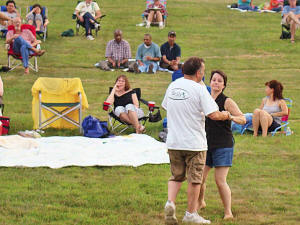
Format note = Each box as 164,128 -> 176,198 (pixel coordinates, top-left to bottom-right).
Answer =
98,29 -> 132,71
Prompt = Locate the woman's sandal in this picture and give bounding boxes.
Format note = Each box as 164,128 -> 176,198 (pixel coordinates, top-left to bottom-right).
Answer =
291,39 -> 295,44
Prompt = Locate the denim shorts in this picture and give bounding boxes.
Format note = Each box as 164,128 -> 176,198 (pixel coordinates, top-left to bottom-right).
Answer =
206,147 -> 234,168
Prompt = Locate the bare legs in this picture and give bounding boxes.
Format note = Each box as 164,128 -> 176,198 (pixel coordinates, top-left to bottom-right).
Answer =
146,11 -> 163,28
252,109 -> 273,137
285,12 -> 300,43
168,181 -> 182,202
27,19 -> 42,31
119,111 -> 143,133
199,166 -> 233,219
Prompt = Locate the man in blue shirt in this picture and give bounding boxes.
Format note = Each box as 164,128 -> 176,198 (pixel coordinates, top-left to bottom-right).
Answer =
282,0 -> 300,43
160,31 -> 181,71
133,34 -> 161,74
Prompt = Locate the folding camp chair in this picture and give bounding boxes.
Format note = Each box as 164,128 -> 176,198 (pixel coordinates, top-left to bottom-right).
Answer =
104,87 -> 161,134
7,24 -> 41,72
271,98 -> 293,136
142,0 -> 168,27
31,77 -> 89,133
0,5 -> 21,38
72,1 -> 105,36
26,6 -> 48,42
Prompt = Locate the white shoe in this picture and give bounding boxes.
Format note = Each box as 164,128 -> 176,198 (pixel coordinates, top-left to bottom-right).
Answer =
164,201 -> 178,225
94,23 -> 100,30
182,211 -> 211,224
159,24 -> 164,29
86,35 -> 94,40
146,22 -> 151,28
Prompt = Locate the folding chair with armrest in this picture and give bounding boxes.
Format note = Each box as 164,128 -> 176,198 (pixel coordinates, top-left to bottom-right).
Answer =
142,0 -> 168,27
104,87 -> 161,134
31,77 -> 89,133
26,6 -> 48,42
271,98 -> 292,136
7,24 -> 41,72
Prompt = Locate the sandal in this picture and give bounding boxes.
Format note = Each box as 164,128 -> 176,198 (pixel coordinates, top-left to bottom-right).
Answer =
291,39 -> 295,44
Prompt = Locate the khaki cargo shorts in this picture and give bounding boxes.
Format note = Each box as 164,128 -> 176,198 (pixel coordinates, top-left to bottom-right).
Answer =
168,149 -> 206,184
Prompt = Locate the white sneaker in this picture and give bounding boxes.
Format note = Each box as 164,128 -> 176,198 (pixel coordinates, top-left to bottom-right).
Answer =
164,201 -> 178,225
182,211 -> 211,224
146,22 -> 151,28
86,35 -> 94,40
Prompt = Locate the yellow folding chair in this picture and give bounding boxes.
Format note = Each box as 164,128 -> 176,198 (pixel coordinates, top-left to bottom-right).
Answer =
31,77 -> 89,133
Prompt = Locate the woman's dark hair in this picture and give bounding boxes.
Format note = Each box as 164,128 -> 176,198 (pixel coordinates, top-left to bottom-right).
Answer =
265,80 -> 284,100
32,3 -> 43,12
115,75 -> 130,91
182,57 -> 204,76
6,0 -> 16,7
210,70 -> 227,91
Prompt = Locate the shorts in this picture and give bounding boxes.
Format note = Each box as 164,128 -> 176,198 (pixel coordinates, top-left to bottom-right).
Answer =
206,147 -> 234,168
258,120 -> 281,133
114,104 -> 144,118
168,150 -> 206,184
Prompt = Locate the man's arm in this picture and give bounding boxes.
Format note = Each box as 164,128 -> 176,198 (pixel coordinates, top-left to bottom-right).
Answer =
0,12 -> 10,21
94,10 -> 101,20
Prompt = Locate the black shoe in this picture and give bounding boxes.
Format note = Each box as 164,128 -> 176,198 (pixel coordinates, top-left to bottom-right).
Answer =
148,64 -> 154,74
133,63 -> 140,73
0,66 -> 10,72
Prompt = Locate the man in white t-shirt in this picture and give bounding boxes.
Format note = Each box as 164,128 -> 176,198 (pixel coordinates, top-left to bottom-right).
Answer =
162,57 -> 230,225
75,0 -> 102,40
0,1 -> 20,32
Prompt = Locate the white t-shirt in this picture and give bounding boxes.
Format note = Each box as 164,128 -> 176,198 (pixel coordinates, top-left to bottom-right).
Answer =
75,1 -> 100,17
162,78 -> 219,151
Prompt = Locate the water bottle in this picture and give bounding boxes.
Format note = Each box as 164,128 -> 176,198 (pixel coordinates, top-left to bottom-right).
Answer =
286,127 -> 292,136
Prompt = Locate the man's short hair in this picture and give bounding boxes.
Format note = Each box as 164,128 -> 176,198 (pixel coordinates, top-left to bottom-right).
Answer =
144,33 -> 152,39
6,0 -> 16,7
114,29 -> 122,35
182,57 -> 204,76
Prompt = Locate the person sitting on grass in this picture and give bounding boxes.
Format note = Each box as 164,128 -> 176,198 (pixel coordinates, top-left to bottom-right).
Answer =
145,0 -> 167,29
238,0 -> 259,11
6,17 -> 45,74
132,33 -> 161,74
75,0 -> 101,41
98,29 -> 132,71
26,3 -> 49,32
266,0 -> 284,12
252,80 -> 288,137
105,75 -> 145,134
281,0 -> 300,43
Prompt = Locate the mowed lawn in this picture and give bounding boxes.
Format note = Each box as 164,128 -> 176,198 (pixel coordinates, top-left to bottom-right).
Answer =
0,0 -> 299,224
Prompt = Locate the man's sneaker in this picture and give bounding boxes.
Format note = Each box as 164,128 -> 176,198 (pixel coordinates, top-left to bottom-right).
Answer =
148,64 -> 154,74
164,201 -> 178,225
86,35 -> 94,40
182,211 -> 211,224
133,63 -> 140,73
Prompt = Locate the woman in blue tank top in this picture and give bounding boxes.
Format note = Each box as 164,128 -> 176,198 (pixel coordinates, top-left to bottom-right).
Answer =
252,80 -> 288,137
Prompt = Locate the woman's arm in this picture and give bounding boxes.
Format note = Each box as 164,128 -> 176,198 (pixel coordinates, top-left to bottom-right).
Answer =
259,98 -> 265,110
26,8 -> 35,18
44,18 -> 49,27
132,93 -> 139,108
105,84 -> 117,104
225,98 -> 246,125
270,99 -> 288,117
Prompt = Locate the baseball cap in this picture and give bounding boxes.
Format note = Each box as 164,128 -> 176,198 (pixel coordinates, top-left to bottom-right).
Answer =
168,31 -> 176,37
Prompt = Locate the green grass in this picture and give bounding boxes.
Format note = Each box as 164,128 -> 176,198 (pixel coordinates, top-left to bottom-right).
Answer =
0,0 -> 299,224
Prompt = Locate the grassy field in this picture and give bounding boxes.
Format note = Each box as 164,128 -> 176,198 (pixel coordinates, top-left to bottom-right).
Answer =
0,0 -> 299,224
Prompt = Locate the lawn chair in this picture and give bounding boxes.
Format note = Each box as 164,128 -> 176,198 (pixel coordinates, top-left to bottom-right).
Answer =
271,98 -> 292,136
26,5 -> 48,42
104,87 -> 161,134
72,1 -> 105,36
142,0 -> 168,27
7,24 -> 41,72
0,5 -> 21,38
31,77 -> 89,133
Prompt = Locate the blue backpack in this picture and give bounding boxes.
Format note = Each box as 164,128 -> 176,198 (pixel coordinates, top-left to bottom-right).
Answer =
82,115 -> 109,138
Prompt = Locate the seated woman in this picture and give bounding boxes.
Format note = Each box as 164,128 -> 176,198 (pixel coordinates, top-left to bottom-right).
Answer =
238,0 -> 258,11
6,17 -> 45,74
26,3 -> 49,32
145,0 -> 167,29
252,80 -> 288,137
105,75 -> 145,134
266,0 -> 284,12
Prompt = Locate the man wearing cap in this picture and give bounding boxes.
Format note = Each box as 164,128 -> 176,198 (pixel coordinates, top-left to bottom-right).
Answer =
281,0 -> 300,43
162,57 -> 230,224
133,33 -> 161,74
160,31 -> 181,71
97,29 -> 132,71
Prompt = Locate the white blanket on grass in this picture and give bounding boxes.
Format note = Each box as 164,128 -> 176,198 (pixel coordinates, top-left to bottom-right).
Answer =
0,134 -> 169,168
